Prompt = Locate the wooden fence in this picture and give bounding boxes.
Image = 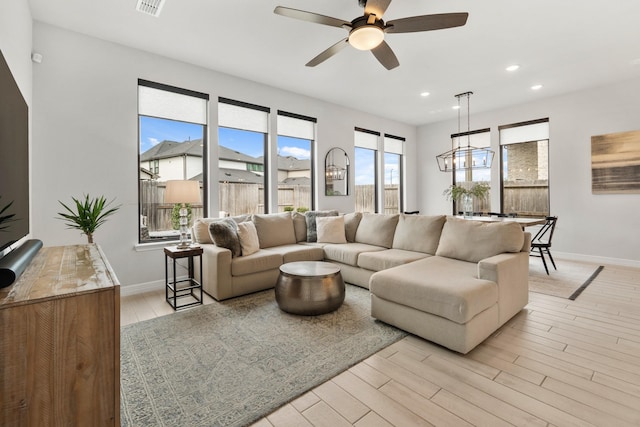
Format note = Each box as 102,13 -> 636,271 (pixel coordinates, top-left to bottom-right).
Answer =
503,182 -> 549,217
141,181 -> 401,234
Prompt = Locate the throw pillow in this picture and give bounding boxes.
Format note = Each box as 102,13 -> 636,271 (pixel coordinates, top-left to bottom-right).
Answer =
435,217 -> 525,263
354,213 -> 399,248
304,210 -> 339,242
193,215 -> 249,244
208,219 -> 241,258
316,216 -> 347,244
237,221 -> 260,256
291,211 -> 308,242
252,212 -> 296,248
343,212 -> 362,243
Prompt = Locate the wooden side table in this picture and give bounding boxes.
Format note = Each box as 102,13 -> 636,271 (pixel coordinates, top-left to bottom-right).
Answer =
164,245 -> 203,310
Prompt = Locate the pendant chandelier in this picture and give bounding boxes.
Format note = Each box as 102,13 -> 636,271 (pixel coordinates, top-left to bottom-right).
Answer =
325,149 -> 346,181
436,91 -> 494,172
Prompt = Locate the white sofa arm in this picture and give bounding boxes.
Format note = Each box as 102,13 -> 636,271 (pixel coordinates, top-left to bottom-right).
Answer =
478,251 -> 529,325
199,244 -> 233,300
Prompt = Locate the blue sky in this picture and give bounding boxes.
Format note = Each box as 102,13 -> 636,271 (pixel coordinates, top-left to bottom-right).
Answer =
139,116 -> 397,185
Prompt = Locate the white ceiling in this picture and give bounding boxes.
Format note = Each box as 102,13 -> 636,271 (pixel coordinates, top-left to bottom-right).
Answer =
28,0 -> 640,126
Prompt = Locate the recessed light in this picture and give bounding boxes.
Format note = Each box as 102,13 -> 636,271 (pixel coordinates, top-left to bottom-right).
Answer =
506,64 -> 520,72
452,105 -> 461,110
420,92 -> 430,97
531,84 -> 543,91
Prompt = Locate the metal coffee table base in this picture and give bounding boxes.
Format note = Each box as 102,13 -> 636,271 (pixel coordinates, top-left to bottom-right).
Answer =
275,261 -> 345,315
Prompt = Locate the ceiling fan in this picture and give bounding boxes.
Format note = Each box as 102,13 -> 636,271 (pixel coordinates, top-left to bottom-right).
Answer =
274,0 -> 468,70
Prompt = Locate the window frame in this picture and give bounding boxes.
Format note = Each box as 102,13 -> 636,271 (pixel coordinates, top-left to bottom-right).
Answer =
277,110 -> 316,212
137,79 -> 209,244
218,97 -> 270,215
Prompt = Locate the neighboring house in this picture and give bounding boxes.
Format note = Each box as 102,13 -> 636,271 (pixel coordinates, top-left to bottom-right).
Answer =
140,139 -> 203,181
141,140 -> 310,184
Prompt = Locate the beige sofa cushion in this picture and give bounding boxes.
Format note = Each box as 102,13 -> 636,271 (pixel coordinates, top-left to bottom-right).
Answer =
370,256 -> 498,324
262,244 -> 324,264
358,249 -> 430,272
316,216 -> 347,244
193,215 -> 250,244
392,214 -> 446,255
252,212 -> 297,249
323,243 -> 386,267
355,213 -> 399,248
291,211 -> 307,242
231,250 -> 282,276
343,212 -> 362,243
436,218 -> 525,263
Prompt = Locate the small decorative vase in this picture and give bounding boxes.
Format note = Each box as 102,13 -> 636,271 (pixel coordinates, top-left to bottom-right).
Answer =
462,194 -> 473,218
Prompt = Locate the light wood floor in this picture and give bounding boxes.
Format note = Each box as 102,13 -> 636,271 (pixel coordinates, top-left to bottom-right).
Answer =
120,263 -> 640,426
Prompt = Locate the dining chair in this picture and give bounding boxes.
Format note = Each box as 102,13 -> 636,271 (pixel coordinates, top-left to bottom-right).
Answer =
530,216 -> 558,274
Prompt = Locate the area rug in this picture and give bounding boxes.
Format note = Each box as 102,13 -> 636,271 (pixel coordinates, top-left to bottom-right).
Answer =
528,258 -> 604,299
120,284 -> 406,427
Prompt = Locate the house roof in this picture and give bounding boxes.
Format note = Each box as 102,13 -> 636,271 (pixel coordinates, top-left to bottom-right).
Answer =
140,139 -> 203,161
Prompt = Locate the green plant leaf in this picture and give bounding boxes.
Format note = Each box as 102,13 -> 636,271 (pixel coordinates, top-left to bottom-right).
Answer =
56,194 -> 121,240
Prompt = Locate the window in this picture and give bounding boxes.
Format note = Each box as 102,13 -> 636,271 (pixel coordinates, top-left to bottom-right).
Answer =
355,128 -> 379,213
138,79 -> 208,244
277,111 -> 315,213
499,119 -> 550,216
218,98 -> 270,216
452,129 -> 491,214
383,134 -> 404,214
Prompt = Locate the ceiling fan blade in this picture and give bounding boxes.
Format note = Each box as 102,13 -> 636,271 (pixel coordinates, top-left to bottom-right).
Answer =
306,38 -> 349,67
274,6 -> 351,29
364,0 -> 392,19
386,12 -> 468,33
371,41 -> 399,70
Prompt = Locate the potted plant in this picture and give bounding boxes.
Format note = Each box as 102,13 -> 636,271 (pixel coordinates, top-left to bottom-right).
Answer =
443,182 -> 490,217
57,194 -> 121,243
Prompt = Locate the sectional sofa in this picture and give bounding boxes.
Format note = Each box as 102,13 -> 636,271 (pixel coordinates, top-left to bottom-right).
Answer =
192,211 -> 530,353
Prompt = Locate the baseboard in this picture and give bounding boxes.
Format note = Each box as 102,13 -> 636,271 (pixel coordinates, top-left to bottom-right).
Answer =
120,279 -> 165,296
554,251 -> 640,269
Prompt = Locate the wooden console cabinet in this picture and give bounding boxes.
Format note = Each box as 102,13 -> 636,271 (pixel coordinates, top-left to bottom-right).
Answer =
0,244 -> 120,426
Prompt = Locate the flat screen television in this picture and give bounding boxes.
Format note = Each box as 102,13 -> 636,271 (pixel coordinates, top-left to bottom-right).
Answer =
0,49 -> 30,257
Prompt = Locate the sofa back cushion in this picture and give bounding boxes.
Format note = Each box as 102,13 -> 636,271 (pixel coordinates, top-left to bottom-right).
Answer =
355,213 -> 399,249
304,210 -> 339,242
343,212 -> 362,243
435,217 -> 525,263
193,215 -> 250,244
252,212 -> 297,248
392,214 -> 446,255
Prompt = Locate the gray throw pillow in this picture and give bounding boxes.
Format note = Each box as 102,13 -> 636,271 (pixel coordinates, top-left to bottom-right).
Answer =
208,218 -> 241,258
304,210 -> 338,242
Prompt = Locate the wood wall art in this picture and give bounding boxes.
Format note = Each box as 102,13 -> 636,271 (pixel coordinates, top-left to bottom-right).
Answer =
591,129 -> 640,194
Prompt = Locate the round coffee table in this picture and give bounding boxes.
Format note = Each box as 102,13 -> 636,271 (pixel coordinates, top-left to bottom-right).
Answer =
275,261 -> 345,315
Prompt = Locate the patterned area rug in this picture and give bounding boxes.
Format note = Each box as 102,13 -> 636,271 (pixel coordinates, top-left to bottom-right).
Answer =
528,258 -> 604,299
120,284 -> 406,427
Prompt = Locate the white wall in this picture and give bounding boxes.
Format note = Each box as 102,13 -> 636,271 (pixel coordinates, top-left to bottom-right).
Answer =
0,0 -> 32,258
30,22 -> 417,288
418,79 -> 640,265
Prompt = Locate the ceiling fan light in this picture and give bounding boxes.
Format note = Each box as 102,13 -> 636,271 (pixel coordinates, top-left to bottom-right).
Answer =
349,26 -> 384,51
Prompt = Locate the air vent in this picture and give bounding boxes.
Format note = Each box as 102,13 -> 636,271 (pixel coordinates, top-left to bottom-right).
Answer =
136,0 -> 166,17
